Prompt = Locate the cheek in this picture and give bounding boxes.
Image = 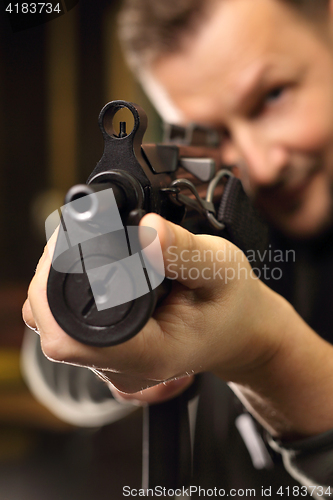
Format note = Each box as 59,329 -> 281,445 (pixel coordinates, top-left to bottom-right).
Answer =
282,90 -> 333,154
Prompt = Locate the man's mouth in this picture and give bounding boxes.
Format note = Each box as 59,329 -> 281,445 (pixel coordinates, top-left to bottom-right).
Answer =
255,167 -> 320,213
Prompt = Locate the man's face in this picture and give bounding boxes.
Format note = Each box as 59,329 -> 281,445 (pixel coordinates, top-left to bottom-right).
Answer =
152,0 -> 333,238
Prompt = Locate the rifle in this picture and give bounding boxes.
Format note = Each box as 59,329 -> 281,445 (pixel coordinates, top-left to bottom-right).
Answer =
47,100 -> 266,348
46,100 -> 267,489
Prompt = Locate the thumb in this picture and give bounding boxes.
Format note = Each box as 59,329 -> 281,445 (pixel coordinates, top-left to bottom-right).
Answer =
140,213 -> 243,289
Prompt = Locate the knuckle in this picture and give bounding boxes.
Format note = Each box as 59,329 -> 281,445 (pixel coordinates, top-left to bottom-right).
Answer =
41,334 -> 75,364
40,341 -> 62,363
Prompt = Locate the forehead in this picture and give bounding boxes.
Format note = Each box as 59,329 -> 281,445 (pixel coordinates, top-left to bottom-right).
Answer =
152,0 -> 323,122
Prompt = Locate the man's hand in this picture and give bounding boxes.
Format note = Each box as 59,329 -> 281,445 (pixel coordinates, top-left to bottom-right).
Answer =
23,214 -> 333,439
23,213 -> 277,393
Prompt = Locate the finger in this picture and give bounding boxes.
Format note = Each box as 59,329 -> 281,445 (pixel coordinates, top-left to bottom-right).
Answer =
22,299 -> 38,332
27,237 -> 88,361
45,226 -> 59,263
108,376 -> 194,405
140,213 -> 242,289
27,239 -> 164,374
22,232 -> 59,335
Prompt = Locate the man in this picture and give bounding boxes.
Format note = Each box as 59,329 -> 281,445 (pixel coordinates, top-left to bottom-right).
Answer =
23,0 -> 333,495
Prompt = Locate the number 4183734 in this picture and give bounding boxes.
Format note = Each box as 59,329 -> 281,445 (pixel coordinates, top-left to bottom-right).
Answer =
5,3 -> 62,14
277,485 -> 332,497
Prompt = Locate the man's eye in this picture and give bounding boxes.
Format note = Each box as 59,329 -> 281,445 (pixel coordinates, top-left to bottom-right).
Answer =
265,86 -> 285,103
250,86 -> 286,118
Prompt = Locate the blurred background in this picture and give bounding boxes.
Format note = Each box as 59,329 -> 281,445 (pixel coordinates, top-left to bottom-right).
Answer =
0,1 -> 161,497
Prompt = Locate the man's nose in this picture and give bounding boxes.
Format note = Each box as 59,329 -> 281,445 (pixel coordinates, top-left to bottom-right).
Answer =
223,127 -> 289,190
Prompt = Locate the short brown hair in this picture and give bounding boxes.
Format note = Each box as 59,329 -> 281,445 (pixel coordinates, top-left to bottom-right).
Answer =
118,0 -> 216,68
118,0 -> 328,69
